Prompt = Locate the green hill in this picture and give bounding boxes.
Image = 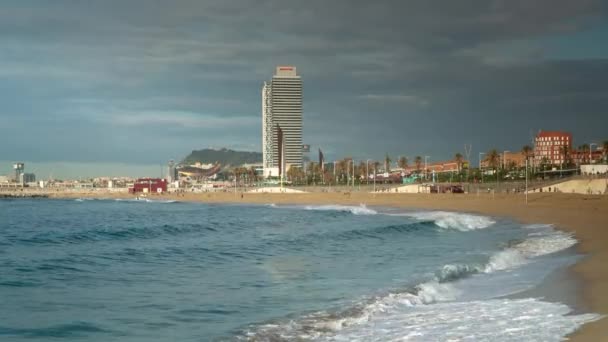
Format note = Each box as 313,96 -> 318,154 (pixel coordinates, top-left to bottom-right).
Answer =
181,148 -> 262,167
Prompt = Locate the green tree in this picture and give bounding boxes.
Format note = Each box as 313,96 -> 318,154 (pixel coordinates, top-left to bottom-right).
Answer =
560,145 -> 570,168
521,145 -> 533,162
454,153 -> 464,172
373,161 -> 380,177
486,150 -> 499,170
540,157 -> 550,171
414,156 -> 422,174
287,166 -> 304,184
603,140 -> 608,163
384,153 -> 392,172
357,161 -> 366,182
579,144 -> 590,164
398,156 -> 408,170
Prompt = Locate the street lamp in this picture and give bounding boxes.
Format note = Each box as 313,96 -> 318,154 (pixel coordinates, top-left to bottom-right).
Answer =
424,156 -> 430,181
366,159 -> 371,185
352,159 -> 355,188
502,151 -> 510,170
590,143 -> 598,164
479,152 -> 486,184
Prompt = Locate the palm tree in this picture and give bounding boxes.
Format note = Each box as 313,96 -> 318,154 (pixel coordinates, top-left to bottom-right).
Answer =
373,161 -> 380,176
540,157 -> 550,171
454,153 -> 464,172
486,149 -> 500,186
521,145 -> 533,161
337,160 -> 347,183
579,144 -> 590,164
249,166 -> 257,185
560,145 -> 570,168
414,156 -> 422,174
398,156 -> 408,171
486,149 -> 499,173
358,161 -> 366,181
384,153 -> 392,173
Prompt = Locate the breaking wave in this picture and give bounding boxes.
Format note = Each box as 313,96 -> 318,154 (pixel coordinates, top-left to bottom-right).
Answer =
238,227 -> 580,340
272,205 -> 495,231
303,204 -> 378,215
390,211 -> 496,231
114,198 -> 178,204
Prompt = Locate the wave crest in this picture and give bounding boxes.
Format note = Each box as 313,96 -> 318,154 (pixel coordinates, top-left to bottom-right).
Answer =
389,211 -> 496,231
303,204 -> 378,215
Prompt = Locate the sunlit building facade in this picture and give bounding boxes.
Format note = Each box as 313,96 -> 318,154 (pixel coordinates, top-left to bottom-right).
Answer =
262,66 -> 303,177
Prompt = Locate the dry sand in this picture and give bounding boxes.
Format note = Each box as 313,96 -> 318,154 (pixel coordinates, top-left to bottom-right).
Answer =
52,190 -> 608,340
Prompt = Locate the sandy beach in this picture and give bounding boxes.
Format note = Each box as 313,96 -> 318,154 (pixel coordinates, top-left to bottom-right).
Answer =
51,190 -> 608,340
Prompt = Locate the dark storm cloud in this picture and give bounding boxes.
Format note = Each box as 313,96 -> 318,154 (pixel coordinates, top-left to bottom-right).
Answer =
1,0 -> 607,172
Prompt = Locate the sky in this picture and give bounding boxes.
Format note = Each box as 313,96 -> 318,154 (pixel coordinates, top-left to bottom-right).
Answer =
1,0 -> 608,178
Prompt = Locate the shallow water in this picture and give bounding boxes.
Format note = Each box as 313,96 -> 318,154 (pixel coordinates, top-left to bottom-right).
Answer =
0,199 -> 599,341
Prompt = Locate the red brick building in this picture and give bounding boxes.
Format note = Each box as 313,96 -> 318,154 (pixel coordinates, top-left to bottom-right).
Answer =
129,178 -> 167,194
534,131 -> 572,166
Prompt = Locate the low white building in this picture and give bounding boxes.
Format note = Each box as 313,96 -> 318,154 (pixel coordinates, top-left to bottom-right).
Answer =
581,164 -> 608,175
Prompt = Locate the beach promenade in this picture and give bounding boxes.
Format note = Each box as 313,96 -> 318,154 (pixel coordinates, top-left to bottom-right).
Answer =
29,190 -> 608,340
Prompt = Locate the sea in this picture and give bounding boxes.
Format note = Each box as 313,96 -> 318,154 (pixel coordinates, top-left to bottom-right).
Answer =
0,198 -> 601,341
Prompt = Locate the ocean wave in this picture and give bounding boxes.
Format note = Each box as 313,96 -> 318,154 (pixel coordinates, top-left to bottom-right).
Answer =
316,299 -> 601,341
484,230 -> 577,273
388,211 -> 496,231
303,204 -> 378,215
270,205 -> 493,232
15,223 -> 213,245
114,198 -> 178,204
239,227 -> 580,340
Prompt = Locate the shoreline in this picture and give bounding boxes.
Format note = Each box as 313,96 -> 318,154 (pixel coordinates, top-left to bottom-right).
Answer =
46,191 -> 608,340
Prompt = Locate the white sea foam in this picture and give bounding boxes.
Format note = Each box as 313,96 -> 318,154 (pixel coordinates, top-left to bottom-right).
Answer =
144,199 -> 177,203
242,225 -> 583,341
321,299 -> 601,341
303,204 -> 378,215
114,198 -> 177,203
522,223 -> 555,230
74,198 -> 96,202
245,287 -> 600,341
485,230 -> 577,273
389,211 -> 496,231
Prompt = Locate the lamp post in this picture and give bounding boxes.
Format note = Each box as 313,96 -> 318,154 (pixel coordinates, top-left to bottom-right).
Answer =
502,150 -> 510,190
590,143 -> 598,164
352,159 -> 355,189
424,156 -> 430,181
333,161 -> 337,180
525,158 -> 528,205
366,159 -> 371,185
502,151 -> 510,170
479,152 -> 486,184
373,163 -> 376,193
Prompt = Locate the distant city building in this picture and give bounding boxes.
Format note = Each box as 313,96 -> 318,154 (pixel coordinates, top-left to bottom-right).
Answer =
129,178 -> 167,194
262,66 -> 303,177
262,81 -> 274,175
21,173 -> 36,184
404,160 -> 461,174
167,160 -> 176,183
481,152 -> 526,169
570,149 -> 604,166
13,162 -> 24,182
534,131 -> 572,166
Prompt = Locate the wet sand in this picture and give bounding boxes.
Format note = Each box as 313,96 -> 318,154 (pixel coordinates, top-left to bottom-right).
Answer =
52,190 -> 608,340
